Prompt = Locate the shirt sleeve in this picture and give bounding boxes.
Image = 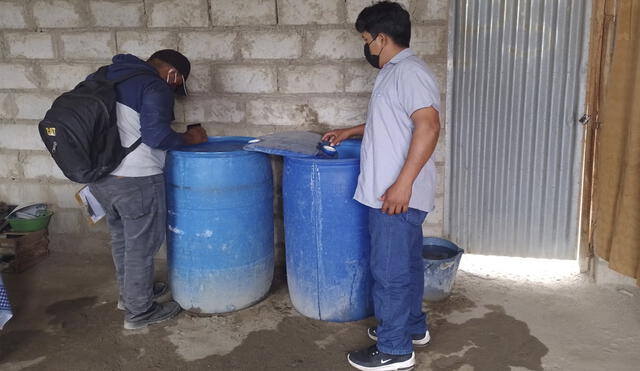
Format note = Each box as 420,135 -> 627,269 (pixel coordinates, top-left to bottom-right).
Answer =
139,80 -> 183,151
397,65 -> 441,117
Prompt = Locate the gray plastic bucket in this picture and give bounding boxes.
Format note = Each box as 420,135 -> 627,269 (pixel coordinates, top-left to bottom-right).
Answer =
422,237 -> 464,301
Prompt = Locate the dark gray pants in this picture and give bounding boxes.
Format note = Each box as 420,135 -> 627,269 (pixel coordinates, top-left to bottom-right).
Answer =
89,174 -> 166,320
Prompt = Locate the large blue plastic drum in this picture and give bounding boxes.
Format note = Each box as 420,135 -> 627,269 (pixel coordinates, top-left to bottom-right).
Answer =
165,136 -> 274,314
283,139 -> 373,322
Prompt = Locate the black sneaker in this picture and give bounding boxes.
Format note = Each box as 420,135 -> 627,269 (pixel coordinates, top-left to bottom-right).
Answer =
123,301 -> 181,330
347,345 -> 415,371
117,281 -> 170,311
368,327 -> 431,347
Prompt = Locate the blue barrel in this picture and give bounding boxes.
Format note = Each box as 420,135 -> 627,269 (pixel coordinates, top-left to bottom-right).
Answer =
166,136 -> 274,314
283,140 -> 373,322
422,237 -> 464,301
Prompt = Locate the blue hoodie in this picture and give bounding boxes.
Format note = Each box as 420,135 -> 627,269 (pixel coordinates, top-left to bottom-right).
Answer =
94,54 -> 184,176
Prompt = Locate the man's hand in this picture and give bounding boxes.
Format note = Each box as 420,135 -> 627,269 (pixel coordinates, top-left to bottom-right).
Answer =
182,126 -> 208,145
380,181 -> 412,215
322,128 -> 353,146
322,124 -> 365,146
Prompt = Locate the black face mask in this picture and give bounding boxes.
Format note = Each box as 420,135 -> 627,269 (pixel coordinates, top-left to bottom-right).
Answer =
364,43 -> 380,69
364,35 -> 382,69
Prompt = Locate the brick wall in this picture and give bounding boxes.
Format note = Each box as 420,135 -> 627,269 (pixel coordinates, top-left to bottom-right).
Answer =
0,0 -> 448,243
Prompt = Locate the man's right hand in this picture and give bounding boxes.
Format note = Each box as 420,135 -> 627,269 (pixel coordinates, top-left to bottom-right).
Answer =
322,128 -> 355,146
182,126 -> 208,145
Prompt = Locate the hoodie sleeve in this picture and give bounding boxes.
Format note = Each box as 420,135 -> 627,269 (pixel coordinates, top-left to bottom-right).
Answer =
139,80 -> 184,151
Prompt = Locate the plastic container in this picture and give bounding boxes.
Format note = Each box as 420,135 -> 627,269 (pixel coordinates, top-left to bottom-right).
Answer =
282,139 -> 373,322
422,237 -> 464,301
165,136 -> 274,314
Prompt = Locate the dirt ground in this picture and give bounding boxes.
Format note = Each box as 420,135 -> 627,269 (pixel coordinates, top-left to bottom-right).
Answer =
1,237 -> 639,371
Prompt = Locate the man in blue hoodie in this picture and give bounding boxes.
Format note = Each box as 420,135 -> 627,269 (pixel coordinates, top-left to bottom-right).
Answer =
89,50 -> 207,330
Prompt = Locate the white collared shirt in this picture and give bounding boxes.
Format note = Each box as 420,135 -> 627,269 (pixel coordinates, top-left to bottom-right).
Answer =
354,48 -> 440,212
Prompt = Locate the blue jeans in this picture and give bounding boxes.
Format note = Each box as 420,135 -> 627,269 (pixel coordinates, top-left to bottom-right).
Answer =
369,207 -> 428,355
89,174 -> 166,320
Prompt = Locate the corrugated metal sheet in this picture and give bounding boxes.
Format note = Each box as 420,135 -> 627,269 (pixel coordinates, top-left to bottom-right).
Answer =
446,0 -> 591,259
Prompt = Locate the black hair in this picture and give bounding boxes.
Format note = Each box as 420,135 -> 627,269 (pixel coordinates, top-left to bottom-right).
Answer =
355,1 -> 411,47
146,57 -> 169,67
147,49 -> 191,79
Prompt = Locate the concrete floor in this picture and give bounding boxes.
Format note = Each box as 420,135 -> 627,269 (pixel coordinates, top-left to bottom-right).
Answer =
1,238 -> 639,371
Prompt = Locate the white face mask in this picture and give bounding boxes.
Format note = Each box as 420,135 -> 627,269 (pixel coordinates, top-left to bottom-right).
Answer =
166,69 -> 178,84
165,68 -> 188,96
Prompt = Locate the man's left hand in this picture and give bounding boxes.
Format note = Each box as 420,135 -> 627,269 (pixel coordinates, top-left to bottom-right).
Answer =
183,126 -> 208,145
380,181 -> 412,215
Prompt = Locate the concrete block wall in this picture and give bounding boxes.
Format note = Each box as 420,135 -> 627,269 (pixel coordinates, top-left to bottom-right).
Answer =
0,0 -> 448,244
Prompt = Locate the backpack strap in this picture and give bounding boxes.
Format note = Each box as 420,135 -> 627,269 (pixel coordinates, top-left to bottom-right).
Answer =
94,65 -> 110,81
112,70 -> 158,85
93,65 -> 159,85
124,137 -> 142,155
94,66 -> 161,155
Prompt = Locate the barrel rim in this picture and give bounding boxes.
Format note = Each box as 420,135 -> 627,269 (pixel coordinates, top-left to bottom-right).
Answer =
169,136 -> 257,156
283,139 -> 362,165
284,156 -> 361,166
422,237 -> 465,263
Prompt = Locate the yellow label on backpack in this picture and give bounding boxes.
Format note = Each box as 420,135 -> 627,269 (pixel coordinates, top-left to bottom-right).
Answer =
45,127 -> 56,136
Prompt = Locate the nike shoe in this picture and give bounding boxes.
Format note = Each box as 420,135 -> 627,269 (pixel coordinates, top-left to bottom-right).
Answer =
347,345 -> 415,371
367,327 -> 431,347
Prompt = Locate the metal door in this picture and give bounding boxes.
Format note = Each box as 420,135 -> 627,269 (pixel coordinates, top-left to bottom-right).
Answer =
447,0 -> 591,258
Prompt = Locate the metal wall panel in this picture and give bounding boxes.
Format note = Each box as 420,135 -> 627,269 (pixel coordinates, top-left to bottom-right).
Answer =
446,0 -> 591,259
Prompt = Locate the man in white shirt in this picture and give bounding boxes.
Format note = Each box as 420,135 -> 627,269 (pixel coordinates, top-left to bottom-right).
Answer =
323,2 -> 441,370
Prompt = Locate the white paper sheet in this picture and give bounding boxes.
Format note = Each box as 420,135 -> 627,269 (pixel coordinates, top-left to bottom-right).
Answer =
76,186 -> 106,224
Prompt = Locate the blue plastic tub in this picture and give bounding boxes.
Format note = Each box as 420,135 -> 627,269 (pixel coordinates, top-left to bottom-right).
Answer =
283,139 -> 373,322
422,237 -> 464,301
165,136 -> 274,314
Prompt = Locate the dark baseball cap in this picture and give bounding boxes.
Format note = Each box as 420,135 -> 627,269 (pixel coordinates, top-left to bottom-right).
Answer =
149,49 -> 191,96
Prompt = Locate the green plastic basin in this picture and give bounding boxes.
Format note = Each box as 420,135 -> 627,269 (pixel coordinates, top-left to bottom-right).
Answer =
8,211 -> 53,232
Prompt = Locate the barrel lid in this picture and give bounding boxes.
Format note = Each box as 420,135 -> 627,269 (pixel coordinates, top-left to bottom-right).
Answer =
171,136 -> 255,154
244,131 -> 361,161
284,139 -> 361,166
243,131 -> 322,158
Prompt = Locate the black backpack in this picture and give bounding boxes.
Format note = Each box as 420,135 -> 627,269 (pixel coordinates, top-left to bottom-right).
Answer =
38,66 -> 154,183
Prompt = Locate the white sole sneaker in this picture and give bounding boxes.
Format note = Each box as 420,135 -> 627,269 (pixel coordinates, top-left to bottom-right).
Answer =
117,282 -> 170,311
123,301 -> 181,330
347,352 -> 415,371
368,327 -> 431,347
123,313 -> 174,330
412,331 -> 431,346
